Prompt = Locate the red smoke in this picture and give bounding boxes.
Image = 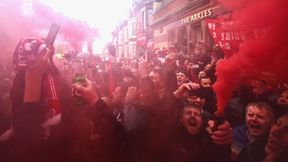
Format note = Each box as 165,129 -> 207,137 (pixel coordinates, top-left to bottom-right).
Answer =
214,0 -> 288,115
0,0 -> 98,66
32,1 -> 98,46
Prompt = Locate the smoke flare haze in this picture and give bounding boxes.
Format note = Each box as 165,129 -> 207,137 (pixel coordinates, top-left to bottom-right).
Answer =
214,0 -> 288,115
0,0 -> 98,66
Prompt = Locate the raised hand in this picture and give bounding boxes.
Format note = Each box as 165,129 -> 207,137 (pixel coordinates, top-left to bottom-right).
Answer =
72,77 -> 99,106
173,82 -> 200,98
26,44 -> 54,77
138,57 -> 150,79
125,86 -> 140,104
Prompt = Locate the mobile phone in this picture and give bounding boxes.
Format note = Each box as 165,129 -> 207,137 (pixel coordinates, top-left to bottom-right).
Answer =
201,109 -> 224,133
37,23 -> 60,56
188,87 -> 210,98
45,23 -> 60,46
72,74 -> 87,106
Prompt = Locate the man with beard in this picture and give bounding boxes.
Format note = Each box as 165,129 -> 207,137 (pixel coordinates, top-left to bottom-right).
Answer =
232,102 -> 275,161
169,105 -> 231,162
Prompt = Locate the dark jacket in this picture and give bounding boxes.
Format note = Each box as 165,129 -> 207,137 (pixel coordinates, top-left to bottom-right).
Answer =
236,136 -> 288,162
8,99 -> 120,162
135,71 -> 182,162
169,126 -> 231,162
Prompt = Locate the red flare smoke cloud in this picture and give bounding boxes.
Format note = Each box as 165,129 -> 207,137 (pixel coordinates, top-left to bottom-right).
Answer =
214,0 -> 288,115
0,0 -> 98,65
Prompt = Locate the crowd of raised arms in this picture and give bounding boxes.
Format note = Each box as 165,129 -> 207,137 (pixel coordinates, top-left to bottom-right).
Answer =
0,41 -> 287,162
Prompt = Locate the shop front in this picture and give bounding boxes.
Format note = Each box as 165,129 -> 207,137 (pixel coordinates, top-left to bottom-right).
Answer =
151,0 -> 225,55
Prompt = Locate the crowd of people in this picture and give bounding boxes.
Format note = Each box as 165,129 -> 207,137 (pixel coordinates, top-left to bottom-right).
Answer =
0,40 -> 287,162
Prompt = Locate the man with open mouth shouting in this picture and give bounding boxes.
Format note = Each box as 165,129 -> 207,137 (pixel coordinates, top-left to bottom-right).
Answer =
234,114 -> 288,162
232,102 -> 275,161
168,105 -> 232,162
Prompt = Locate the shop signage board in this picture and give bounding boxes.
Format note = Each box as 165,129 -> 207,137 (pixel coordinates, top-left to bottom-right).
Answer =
181,8 -> 213,24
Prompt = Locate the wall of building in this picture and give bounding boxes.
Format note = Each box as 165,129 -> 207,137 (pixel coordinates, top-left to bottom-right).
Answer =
150,0 -> 223,54
113,0 -> 226,58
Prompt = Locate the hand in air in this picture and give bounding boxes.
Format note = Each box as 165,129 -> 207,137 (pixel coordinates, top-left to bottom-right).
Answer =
72,77 -> 99,106
138,57 -> 150,79
26,45 -> 54,77
125,86 -> 140,104
173,82 -> 200,98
